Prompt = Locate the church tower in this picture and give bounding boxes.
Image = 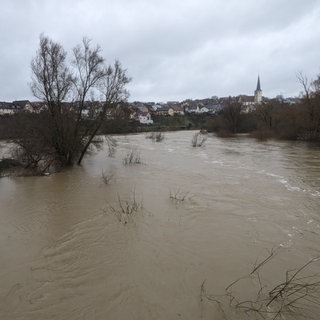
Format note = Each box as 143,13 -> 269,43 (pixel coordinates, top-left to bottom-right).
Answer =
254,75 -> 262,104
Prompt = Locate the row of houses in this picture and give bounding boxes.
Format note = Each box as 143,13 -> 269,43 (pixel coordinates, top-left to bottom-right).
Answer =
0,95 -> 300,125
2,77 -> 300,123
0,100 -> 32,115
0,100 -> 47,115
130,99 -> 226,122
128,99 -> 228,125
0,99 -> 223,125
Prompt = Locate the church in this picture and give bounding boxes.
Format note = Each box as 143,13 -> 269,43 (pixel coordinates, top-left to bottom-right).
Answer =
254,76 -> 262,104
238,76 -> 263,112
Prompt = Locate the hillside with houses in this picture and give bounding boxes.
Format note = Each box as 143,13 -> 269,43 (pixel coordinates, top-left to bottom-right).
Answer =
0,95 -> 300,125
0,77 -> 304,141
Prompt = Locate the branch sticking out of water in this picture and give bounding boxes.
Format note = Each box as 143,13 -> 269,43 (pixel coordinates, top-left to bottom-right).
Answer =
108,190 -> 143,224
251,247 -> 278,275
169,189 -> 190,203
191,132 -> 207,147
146,132 -> 165,142
201,249 -> 320,320
101,169 -> 114,184
106,136 -> 117,157
122,149 -> 143,165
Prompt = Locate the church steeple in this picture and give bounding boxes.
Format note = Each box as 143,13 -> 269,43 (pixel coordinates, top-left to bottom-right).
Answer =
256,75 -> 261,91
254,75 -> 262,104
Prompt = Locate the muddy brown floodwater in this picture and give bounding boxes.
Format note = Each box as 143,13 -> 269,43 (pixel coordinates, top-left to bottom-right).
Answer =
1,131 -> 320,320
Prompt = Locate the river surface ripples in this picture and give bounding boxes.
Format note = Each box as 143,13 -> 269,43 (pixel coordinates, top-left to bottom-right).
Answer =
1,131 -> 320,319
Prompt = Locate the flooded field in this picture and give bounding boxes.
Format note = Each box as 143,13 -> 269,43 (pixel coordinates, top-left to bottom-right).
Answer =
1,131 -> 320,319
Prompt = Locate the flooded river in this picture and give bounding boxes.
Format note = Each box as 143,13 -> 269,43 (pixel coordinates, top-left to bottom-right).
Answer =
1,131 -> 320,319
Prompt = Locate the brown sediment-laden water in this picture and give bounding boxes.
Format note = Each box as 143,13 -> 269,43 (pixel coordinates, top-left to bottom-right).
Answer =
1,131 -> 320,319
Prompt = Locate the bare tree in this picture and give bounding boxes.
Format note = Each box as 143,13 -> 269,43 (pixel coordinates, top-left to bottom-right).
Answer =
298,72 -> 320,139
221,98 -> 242,134
72,38 -> 105,138
297,72 -> 311,100
255,102 -> 274,128
77,60 -> 130,164
31,35 -> 74,104
31,35 -> 75,166
29,34 -> 130,169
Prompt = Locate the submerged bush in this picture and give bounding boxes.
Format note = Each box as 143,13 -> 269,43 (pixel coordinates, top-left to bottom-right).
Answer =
107,191 -> 143,224
122,149 -> 143,165
146,132 -> 165,142
191,132 -> 207,147
101,170 -> 114,184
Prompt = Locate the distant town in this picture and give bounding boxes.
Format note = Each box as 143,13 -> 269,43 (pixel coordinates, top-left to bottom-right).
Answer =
0,79 -> 300,126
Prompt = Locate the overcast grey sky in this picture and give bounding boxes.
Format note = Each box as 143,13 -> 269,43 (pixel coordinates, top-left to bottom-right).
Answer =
1,0 -> 320,102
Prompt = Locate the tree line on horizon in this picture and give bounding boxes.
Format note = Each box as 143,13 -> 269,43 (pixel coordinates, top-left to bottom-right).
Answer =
203,73 -> 320,141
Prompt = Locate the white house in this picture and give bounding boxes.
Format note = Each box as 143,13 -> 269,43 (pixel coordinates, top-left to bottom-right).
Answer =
200,106 -> 209,113
139,112 -> 153,125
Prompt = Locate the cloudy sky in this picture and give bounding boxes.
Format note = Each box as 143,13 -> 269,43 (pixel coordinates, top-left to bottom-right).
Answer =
1,0 -> 320,103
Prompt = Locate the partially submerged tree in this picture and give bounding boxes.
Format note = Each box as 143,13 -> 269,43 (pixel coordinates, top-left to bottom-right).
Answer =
222,98 -> 242,134
30,36 -> 74,166
209,97 -> 243,135
26,34 -> 130,169
77,59 -> 130,164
